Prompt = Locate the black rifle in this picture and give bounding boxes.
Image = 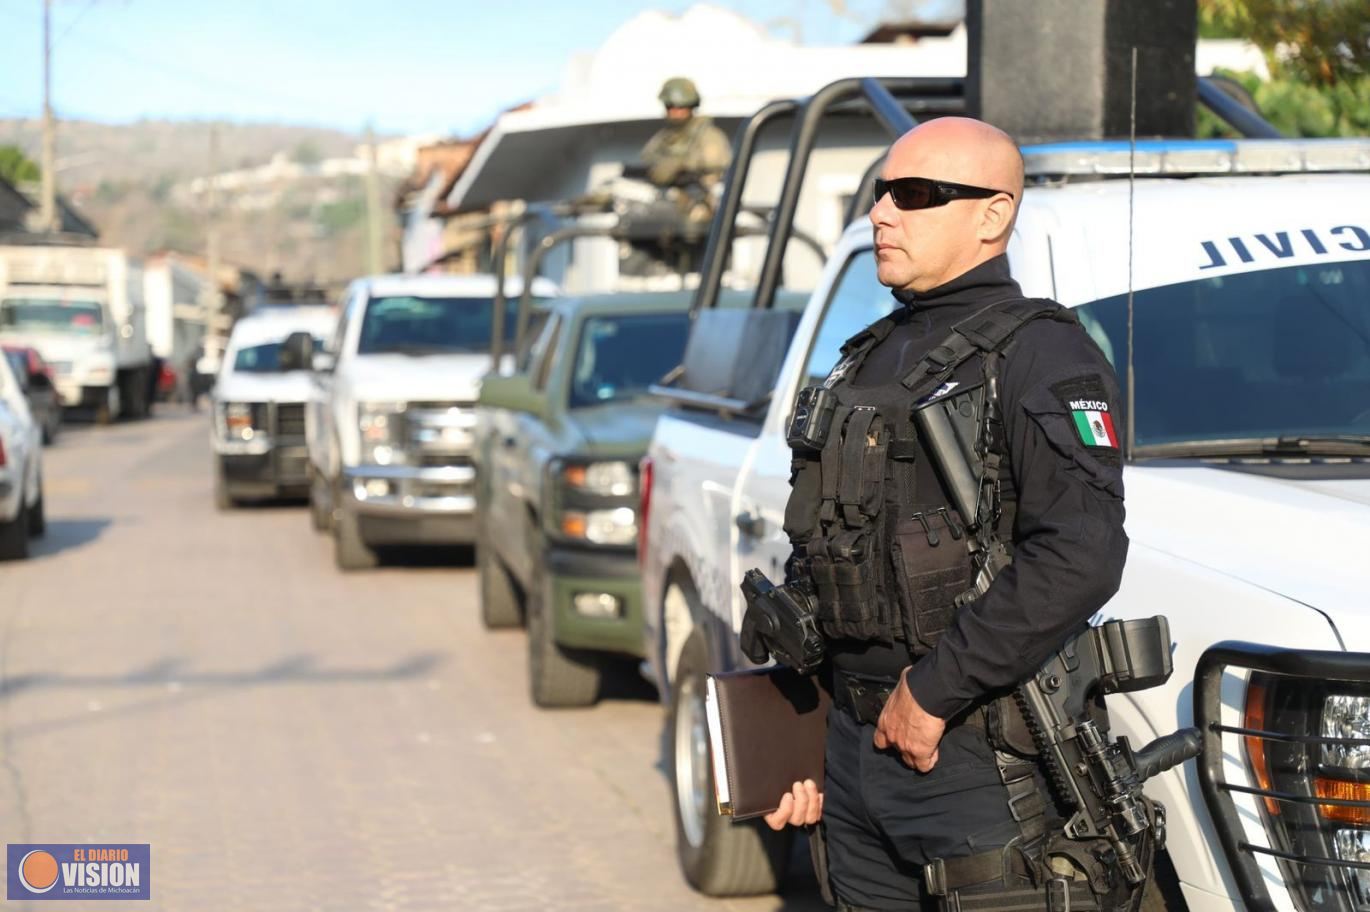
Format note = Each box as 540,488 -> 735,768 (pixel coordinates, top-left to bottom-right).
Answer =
913,388 -> 1202,886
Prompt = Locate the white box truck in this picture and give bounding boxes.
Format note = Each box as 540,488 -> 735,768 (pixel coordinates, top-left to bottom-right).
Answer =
0,244 -> 155,423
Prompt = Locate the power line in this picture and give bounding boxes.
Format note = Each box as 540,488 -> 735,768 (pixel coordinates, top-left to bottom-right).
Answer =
54,0 -> 101,47
0,3 -> 328,115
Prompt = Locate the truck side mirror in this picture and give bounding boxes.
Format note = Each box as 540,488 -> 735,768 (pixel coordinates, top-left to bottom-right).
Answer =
279,332 -> 314,372
479,373 -> 545,419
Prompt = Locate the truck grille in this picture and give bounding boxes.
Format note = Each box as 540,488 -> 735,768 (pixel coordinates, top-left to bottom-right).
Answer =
403,402 -> 477,465
274,403 -> 306,439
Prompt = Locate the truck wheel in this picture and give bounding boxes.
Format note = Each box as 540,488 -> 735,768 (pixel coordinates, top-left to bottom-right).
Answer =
94,386 -> 120,425
334,506 -> 378,571
27,486 -> 45,537
478,545 -> 523,629
308,471 -> 332,532
526,569 -> 601,707
0,502 -> 30,561
214,461 -> 235,511
671,630 -> 792,895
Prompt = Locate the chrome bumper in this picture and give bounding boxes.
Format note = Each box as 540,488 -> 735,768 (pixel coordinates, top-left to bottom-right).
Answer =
342,464 -> 477,517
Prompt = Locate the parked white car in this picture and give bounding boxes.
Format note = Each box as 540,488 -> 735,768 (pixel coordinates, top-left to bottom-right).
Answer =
305,273 -> 557,570
643,138 -> 1370,908
211,305 -> 338,509
0,347 -> 45,559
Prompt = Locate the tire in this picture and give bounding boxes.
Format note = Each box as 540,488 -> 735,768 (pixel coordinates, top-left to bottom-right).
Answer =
213,461 -> 235,511
478,544 -> 523,629
0,501 -> 30,561
124,368 -> 150,419
671,630 -> 792,895
308,469 -> 332,532
94,385 -> 119,426
334,505 -> 378,571
27,486 -> 45,537
526,567 -> 602,707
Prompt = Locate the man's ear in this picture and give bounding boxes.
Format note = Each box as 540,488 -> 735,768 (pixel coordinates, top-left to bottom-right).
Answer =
977,195 -> 1016,244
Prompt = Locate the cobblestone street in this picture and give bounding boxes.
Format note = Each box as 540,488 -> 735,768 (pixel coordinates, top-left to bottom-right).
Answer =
0,409 -> 824,911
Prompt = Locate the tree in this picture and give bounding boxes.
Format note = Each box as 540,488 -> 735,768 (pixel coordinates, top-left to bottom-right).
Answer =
0,146 -> 40,185
292,140 -> 323,166
1199,0 -> 1369,86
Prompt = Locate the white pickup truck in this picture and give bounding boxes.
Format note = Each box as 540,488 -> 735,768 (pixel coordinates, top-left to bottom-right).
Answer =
211,304 -> 337,508
305,273 -> 556,570
641,138 -> 1370,908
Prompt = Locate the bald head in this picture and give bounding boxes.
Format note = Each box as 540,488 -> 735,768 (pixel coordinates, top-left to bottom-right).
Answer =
870,117 -> 1025,293
888,117 -> 1024,203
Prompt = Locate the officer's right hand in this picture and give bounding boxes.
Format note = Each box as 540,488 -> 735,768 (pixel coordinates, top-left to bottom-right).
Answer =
763,779 -> 822,830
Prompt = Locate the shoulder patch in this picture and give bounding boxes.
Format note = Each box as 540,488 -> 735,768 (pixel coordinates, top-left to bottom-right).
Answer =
1050,376 -> 1120,450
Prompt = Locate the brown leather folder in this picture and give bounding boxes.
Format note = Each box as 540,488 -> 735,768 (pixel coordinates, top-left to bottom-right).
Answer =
706,667 -> 831,821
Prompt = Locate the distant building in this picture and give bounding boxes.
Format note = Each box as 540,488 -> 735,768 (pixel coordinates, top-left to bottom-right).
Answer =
403,3 -> 966,290
0,175 -> 100,242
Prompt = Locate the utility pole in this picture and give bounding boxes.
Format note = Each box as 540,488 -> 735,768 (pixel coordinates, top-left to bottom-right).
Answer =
364,123 -> 383,275
204,125 -> 224,363
39,0 -> 58,233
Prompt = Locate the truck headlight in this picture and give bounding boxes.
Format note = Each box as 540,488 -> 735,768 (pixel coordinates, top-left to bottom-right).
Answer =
560,507 -> 637,545
220,402 -> 258,441
1324,695 -> 1370,770
1335,829 -> 1370,904
359,402 -> 406,465
562,461 -> 635,496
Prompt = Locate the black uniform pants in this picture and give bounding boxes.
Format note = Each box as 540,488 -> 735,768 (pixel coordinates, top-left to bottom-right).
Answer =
822,703 -> 1026,911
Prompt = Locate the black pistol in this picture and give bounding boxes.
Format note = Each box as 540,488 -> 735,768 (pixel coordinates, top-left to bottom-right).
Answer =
739,569 -> 826,675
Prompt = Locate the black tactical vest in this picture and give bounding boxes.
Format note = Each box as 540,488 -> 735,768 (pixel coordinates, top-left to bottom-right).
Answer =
783,296 -> 1078,654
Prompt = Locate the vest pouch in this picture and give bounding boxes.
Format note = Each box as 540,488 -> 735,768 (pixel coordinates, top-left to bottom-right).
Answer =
816,527 -> 884,640
834,408 -> 887,526
891,512 -> 973,652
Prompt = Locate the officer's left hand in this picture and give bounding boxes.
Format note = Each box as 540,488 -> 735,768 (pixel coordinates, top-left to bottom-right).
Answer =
873,667 -> 946,772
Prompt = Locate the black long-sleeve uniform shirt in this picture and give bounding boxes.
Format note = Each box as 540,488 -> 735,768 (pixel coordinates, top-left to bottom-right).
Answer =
826,254 -> 1129,719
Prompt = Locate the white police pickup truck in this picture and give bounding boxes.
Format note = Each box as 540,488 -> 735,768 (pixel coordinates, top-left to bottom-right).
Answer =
211,305 -> 337,509
641,138 -> 1370,908
305,273 -> 557,570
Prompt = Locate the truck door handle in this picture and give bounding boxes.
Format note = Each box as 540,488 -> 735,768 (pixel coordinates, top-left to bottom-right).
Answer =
734,511 -> 765,538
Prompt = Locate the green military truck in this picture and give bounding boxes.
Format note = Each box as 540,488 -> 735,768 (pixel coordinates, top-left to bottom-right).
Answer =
473,291 -> 693,707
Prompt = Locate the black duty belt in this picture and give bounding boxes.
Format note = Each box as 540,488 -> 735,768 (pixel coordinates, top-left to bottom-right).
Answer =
927,851 -> 1101,912
830,670 -> 898,725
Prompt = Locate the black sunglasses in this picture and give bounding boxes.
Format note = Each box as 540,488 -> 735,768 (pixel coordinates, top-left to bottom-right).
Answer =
873,176 -> 1013,211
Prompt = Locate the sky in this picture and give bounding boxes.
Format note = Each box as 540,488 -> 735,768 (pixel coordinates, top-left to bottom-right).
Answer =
0,0 -> 961,137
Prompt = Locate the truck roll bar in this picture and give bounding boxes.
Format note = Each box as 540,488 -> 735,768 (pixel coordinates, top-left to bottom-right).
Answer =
693,99 -> 800,315
489,204 -> 576,367
1196,76 -> 1284,139
752,77 -> 964,313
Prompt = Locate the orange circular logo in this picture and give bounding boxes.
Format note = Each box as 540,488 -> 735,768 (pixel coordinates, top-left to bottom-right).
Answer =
19,850 -> 59,893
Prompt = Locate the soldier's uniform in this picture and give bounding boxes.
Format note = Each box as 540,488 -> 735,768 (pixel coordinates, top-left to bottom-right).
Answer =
640,115 -> 733,193
638,77 -> 732,227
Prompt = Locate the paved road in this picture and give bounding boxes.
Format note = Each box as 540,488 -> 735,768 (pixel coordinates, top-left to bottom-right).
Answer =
0,409 -> 825,911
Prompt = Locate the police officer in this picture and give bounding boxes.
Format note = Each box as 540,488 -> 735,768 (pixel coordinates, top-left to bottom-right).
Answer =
639,77 -> 732,203
761,117 -> 1131,911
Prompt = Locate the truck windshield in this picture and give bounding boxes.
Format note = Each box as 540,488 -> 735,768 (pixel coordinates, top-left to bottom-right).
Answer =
569,312 -> 691,408
357,295 -> 540,355
1075,258 -> 1370,452
0,297 -> 104,335
233,337 -> 326,373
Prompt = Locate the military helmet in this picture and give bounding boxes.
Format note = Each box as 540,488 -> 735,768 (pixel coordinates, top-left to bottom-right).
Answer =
658,77 -> 701,109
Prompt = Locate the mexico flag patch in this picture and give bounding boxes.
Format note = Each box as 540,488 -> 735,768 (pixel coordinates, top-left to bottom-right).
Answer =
1069,400 -> 1119,448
